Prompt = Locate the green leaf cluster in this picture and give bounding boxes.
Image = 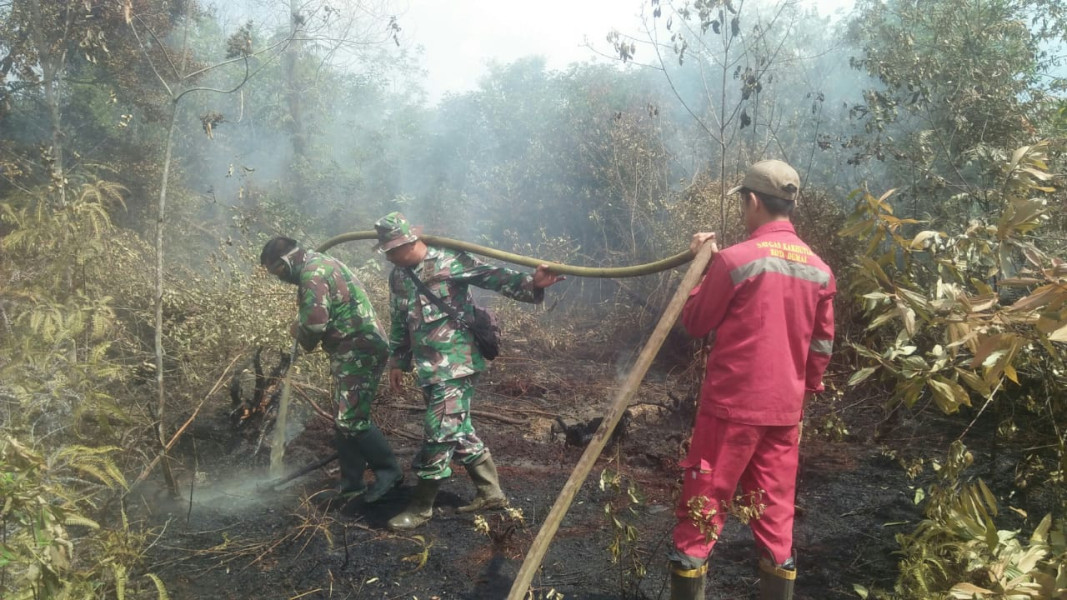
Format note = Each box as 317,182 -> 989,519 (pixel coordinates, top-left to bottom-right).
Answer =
894,444 -> 1067,599
0,436 -> 167,599
843,141 -> 1067,408
847,0 -> 1067,212
842,142 -> 1067,597
0,182 -> 139,440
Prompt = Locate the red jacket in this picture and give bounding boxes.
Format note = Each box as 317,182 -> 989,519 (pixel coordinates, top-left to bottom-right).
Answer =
683,221 -> 836,425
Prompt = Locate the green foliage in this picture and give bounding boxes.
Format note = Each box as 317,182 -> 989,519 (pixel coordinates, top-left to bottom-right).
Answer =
0,436 -> 167,599
842,141 -> 1067,414
2,180 -> 126,287
0,183 -> 138,440
842,141 -> 1067,597
890,443 -> 1067,600
0,179 -> 172,597
598,465 -> 648,598
847,0 -> 1067,209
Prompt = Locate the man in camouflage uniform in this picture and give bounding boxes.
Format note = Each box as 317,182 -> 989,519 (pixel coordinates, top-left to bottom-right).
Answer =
260,237 -> 403,503
374,212 -> 563,531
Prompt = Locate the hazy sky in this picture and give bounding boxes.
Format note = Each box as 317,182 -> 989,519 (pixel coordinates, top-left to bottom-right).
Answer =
400,0 -> 857,101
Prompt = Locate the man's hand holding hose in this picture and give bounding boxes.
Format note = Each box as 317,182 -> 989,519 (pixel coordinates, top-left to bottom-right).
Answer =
690,232 -> 719,256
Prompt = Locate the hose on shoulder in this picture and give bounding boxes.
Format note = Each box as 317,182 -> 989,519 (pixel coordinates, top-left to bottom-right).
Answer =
316,231 -> 696,278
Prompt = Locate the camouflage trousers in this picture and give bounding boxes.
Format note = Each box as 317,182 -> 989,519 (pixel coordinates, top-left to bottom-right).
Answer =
415,375 -> 486,480
330,343 -> 388,435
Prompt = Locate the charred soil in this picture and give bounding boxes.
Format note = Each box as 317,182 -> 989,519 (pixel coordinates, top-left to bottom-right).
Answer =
133,344 -> 920,600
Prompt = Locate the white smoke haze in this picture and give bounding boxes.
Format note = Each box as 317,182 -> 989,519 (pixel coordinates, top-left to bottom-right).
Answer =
174,0 -> 870,259
135,470 -> 305,524
392,0 -> 857,102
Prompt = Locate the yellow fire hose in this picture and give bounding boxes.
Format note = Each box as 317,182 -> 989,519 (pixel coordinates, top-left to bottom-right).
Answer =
317,231 -> 697,277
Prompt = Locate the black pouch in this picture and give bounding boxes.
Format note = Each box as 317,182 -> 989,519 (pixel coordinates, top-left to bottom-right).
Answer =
468,305 -> 500,360
404,267 -> 502,360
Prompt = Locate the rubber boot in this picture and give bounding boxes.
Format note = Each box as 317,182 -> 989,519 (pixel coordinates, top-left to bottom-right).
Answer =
387,478 -> 441,531
457,452 -> 507,513
335,430 -> 367,500
354,425 -> 403,503
758,555 -> 796,600
669,561 -> 706,600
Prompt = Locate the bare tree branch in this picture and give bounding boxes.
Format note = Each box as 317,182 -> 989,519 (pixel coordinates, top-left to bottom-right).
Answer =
128,18 -> 174,98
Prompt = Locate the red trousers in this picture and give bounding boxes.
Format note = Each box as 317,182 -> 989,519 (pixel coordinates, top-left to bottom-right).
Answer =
672,415 -> 800,565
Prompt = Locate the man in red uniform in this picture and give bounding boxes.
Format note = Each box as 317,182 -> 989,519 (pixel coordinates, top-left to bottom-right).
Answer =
669,160 -> 835,600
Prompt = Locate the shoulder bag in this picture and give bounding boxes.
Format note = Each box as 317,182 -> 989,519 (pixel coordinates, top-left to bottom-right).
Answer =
402,267 -> 501,360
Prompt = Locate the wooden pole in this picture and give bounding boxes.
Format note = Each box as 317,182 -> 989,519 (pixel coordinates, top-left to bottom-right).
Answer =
506,242 -> 715,600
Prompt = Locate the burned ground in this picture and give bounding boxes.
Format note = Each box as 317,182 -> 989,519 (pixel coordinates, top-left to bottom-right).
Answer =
131,342 -> 935,600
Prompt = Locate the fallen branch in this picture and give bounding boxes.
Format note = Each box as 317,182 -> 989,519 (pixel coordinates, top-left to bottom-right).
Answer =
127,355 -> 243,492
289,380 -> 330,396
504,406 -> 565,420
479,393 -> 566,419
628,400 -> 671,411
290,383 -> 334,423
390,403 -> 527,425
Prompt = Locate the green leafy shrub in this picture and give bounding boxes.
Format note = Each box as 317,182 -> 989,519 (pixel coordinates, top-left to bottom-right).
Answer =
877,442 -> 1067,600
842,142 -> 1067,598
0,182 -> 137,441
0,437 -> 167,599
0,182 -> 173,599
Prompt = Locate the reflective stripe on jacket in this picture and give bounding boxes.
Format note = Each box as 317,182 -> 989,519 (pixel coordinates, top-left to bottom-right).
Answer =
682,221 -> 836,425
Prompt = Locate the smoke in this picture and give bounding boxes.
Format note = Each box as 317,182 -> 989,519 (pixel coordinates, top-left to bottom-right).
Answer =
183,472 -> 283,514
156,0 -> 898,317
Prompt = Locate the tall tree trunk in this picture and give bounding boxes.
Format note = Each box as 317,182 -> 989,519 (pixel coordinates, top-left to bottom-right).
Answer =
27,0 -> 71,208
42,66 -> 67,208
284,0 -> 308,199
719,34 -> 729,240
154,104 -> 180,496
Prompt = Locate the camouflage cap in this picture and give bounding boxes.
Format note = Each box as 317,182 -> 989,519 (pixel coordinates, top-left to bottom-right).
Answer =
727,159 -> 800,203
374,211 -> 419,251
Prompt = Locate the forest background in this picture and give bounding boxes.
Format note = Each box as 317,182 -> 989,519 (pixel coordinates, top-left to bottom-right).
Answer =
3,0 -> 1067,598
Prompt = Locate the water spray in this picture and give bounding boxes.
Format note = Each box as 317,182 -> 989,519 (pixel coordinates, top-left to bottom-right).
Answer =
267,341 -> 299,479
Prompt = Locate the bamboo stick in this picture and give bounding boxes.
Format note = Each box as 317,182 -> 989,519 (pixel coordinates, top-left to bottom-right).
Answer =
505,242 -> 715,600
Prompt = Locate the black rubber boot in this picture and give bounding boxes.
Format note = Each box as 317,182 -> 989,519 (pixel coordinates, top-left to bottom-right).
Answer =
758,555 -> 795,600
354,425 -> 403,503
387,478 -> 441,531
669,561 -> 706,600
457,452 -> 507,513
335,430 -> 367,500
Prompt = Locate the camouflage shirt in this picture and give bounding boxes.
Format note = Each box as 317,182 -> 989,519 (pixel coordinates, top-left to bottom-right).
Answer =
387,246 -> 544,386
292,250 -> 388,357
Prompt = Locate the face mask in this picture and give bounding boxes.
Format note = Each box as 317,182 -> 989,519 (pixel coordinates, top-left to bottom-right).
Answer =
274,248 -> 301,284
